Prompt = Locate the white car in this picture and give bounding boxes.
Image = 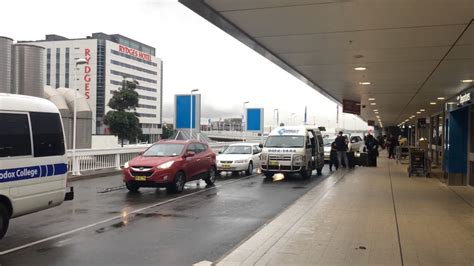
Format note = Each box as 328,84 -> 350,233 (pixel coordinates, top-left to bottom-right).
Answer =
349,135 -> 364,152
217,143 -> 261,175
323,137 -> 336,161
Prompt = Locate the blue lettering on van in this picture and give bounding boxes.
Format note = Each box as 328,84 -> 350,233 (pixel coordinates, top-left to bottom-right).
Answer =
0,163 -> 68,183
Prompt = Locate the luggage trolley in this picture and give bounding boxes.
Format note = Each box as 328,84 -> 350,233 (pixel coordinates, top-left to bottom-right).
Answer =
396,146 -> 410,164
408,148 -> 431,177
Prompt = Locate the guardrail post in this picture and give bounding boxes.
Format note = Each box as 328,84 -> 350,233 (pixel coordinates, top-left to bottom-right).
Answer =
72,157 -> 81,176
115,153 -> 121,170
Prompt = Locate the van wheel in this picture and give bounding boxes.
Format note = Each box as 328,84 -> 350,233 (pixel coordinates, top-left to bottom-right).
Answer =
167,171 -> 185,193
126,182 -> 140,193
245,162 -> 253,176
316,167 -> 323,176
263,171 -> 273,179
0,204 -> 10,239
204,167 -> 217,186
301,164 -> 312,179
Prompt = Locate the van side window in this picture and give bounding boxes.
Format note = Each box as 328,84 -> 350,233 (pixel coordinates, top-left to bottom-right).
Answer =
30,112 -> 65,157
0,113 -> 32,157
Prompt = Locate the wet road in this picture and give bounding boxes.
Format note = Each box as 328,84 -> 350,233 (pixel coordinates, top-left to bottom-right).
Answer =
0,169 -> 332,265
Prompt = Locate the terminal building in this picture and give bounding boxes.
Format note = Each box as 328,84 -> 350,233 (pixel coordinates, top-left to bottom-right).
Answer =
23,33 -> 163,142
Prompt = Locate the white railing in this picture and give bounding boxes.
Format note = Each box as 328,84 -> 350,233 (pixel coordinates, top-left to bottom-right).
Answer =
66,142 -> 238,175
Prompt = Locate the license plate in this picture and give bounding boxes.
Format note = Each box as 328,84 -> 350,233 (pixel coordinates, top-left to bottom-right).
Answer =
135,176 -> 147,181
269,160 -> 279,166
222,164 -> 231,169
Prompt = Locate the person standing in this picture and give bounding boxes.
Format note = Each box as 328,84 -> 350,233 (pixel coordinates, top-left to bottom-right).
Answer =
335,131 -> 349,168
387,134 -> 398,159
329,141 -> 339,171
365,134 -> 379,166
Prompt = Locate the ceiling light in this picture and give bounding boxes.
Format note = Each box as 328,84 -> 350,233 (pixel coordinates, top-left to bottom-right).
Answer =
374,112 -> 379,114
437,97 -> 445,100
354,67 -> 366,71
461,79 -> 473,83
370,103 -> 377,105
359,82 -> 371,85
420,109 -> 425,112
373,109 -> 378,111
416,112 -> 421,114
368,98 -> 375,101
430,102 -> 436,105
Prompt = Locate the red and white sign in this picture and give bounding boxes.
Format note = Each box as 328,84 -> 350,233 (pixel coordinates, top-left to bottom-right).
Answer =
119,45 -> 151,61
84,48 -> 92,99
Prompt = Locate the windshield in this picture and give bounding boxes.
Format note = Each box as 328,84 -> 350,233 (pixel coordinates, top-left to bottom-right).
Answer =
143,143 -> 185,157
223,145 -> 252,154
265,136 -> 304,148
324,138 -> 335,147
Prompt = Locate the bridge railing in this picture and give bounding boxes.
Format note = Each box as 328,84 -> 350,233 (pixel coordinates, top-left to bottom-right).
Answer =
66,142 -> 238,175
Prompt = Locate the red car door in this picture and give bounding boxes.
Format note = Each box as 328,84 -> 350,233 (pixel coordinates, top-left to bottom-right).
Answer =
196,143 -> 213,174
183,143 -> 199,180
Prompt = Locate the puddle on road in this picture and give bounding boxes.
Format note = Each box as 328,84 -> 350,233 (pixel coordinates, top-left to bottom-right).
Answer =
292,186 -> 307,189
97,185 -> 126,193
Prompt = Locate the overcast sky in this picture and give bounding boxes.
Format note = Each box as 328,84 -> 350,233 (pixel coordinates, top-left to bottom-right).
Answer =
2,0 -> 368,130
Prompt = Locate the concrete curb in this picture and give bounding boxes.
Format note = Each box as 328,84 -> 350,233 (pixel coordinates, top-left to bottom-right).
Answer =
67,169 -> 121,182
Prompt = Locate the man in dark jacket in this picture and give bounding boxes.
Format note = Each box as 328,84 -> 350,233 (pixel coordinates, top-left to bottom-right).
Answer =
329,141 -> 339,171
365,134 -> 379,166
335,131 -> 349,168
387,134 -> 398,159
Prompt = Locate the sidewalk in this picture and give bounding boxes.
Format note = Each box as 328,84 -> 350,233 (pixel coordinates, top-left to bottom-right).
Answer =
216,156 -> 474,265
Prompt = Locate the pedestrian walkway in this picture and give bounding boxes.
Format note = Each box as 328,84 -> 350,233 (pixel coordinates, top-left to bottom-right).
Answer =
216,155 -> 474,265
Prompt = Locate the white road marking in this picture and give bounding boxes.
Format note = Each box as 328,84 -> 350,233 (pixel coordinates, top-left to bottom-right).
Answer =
193,260 -> 213,266
0,174 -> 259,256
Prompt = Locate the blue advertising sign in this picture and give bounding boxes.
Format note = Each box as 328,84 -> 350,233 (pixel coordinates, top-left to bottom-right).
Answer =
246,108 -> 264,132
175,94 -> 201,129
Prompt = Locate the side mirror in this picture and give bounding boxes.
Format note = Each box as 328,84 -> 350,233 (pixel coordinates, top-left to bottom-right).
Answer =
259,144 -> 263,148
139,151 -> 144,156
184,151 -> 195,158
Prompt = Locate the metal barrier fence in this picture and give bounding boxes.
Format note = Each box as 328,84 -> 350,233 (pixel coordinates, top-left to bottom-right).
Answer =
66,142 -> 237,175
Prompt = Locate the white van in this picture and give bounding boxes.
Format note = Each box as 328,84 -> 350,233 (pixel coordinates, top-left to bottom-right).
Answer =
260,126 -> 325,179
0,93 -> 74,238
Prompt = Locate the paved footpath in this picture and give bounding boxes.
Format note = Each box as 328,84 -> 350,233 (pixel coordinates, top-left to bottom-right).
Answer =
216,156 -> 474,266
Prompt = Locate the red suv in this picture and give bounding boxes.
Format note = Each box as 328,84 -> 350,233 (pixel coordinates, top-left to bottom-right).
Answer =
123,140 -> 217,193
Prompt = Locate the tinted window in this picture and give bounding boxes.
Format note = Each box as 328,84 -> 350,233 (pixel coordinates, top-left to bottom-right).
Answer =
0,113 -> 32,157
317,135 -> 324,148
223,145 -> 252,154
144,143 -> 184,157
195,143 -> 208,153
30,112 -> 65,157
186,144 -> 197,153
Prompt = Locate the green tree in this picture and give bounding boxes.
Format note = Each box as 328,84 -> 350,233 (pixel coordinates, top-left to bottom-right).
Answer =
162,123 -> 175,139
104,79 -> 142,146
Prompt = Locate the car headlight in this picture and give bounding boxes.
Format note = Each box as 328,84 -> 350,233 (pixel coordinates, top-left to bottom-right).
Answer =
124,161 -> 130,169
157,161 -> 174,169
260,154 -> 268,160
293,155 -> 304,164
235,160 -> 247,164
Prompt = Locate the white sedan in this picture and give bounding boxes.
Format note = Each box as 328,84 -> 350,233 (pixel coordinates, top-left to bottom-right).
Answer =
216,143 -> 261,175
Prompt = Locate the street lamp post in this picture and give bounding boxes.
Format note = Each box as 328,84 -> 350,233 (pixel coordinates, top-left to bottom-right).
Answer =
190,89 -> 199,139
242,101 -> 249,141
274,108 -> 279,127
72,58 -> 87,176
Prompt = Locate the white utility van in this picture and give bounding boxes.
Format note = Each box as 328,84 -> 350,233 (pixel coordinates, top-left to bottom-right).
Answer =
260,126 -> 325,179
0,93 -> 74,238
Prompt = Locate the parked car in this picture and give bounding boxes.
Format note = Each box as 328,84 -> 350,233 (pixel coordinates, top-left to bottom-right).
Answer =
349,135 -> 364,152
217,143 -> 261,175
123,140 -> 217,193
323,137 -> 336,162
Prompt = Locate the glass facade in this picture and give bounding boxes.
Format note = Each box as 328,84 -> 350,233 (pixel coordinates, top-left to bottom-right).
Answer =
65,47 -> 69,88
55,48 -> 60,88
96,39 -> 106,122
110,59 -> 157,75
110,70 -> 157,84
46,48 -> 51,86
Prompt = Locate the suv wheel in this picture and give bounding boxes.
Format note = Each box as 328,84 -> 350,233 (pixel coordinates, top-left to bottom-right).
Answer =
167,171 -> 185,193
126,182 -> 140,193
204,166 -> 217,186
